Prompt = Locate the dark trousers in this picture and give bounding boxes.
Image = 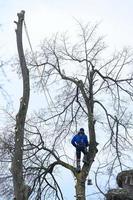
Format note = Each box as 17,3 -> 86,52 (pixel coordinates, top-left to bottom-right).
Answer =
76,146 -> 87,160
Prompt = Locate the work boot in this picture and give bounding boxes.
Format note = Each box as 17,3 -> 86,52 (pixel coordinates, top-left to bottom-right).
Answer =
76,160 -> 81,172
76,165 -> 81,173
82,155 -> 88,163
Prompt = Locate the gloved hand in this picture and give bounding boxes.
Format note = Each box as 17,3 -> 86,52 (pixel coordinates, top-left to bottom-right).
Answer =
76,143 -> 81,150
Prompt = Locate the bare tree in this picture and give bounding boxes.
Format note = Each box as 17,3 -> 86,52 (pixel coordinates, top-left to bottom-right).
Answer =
11,11 -> 31,200
28,22 -> 133,199
0,14 -> 133,200
0,10 -> 64,200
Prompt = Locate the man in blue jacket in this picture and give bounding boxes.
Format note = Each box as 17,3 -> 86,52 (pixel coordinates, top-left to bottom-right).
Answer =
71,128 -> 89,172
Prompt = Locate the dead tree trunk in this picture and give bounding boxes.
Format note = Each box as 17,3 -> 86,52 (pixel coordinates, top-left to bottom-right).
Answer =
12,10 -> 31,200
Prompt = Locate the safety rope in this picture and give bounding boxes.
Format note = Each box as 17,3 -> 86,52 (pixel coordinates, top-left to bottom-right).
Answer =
23,20 -> 75,168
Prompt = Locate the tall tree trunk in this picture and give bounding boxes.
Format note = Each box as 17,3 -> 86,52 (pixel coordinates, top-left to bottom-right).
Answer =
74,69 -> 98,200
12,10 -> 31,200
75,178 -> 86,200
74,155 -> 96,200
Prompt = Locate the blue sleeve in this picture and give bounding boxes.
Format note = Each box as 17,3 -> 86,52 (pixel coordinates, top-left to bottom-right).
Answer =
71,136 -> 77,147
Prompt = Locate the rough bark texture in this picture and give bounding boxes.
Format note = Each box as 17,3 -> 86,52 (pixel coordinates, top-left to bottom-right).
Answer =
106,189 -> 133,200
117,170 -> 133,192
74,70 -> 98,200
11,10 -> 31,200
106,170 -> 133,200
75,180 -> 86,200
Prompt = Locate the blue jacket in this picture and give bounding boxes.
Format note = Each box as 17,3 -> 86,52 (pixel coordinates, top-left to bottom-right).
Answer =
71,133 -> 89,148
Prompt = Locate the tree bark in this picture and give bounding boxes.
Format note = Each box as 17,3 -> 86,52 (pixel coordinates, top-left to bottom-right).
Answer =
74,69 -> 98,200
12,10 -> 31,200
75,178 -> 86,200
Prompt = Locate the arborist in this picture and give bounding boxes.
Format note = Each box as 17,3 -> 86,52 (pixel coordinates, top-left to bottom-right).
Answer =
71,128 -> 89,172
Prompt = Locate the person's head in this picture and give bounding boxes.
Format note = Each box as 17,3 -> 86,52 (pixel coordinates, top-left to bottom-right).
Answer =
78,128 -> 84,134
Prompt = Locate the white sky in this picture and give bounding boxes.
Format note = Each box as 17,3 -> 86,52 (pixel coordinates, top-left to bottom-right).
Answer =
0,0 -> 133,199
1,0 -> 133,58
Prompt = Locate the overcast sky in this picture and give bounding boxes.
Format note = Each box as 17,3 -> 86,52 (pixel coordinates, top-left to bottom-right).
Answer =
1,0 -> 133,58
0,0 -> 133,199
